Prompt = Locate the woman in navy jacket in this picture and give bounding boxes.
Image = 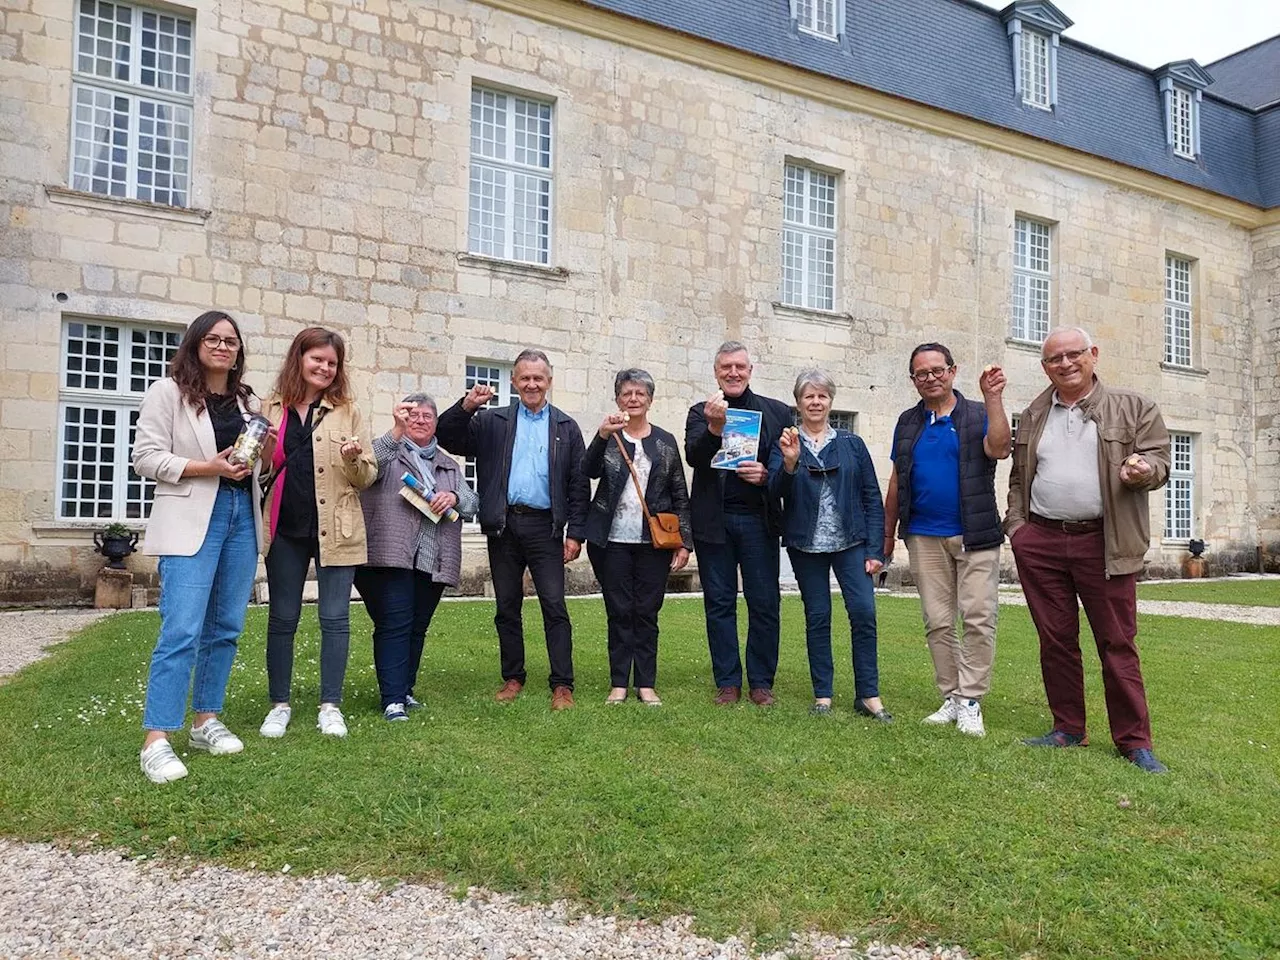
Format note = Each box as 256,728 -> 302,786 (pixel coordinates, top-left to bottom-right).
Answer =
768,369 -> 891,719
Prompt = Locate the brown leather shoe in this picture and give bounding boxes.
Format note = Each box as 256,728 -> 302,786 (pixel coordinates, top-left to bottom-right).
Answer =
713,686 -> 741,706
495,679 -> 523,703
550,685 -> 575,710
748,687 -> 775,707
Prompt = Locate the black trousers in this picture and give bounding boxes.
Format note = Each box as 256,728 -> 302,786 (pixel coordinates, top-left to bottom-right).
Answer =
587,540 -> 671,689
354,566 -> 446,708
487,509 -> 574,690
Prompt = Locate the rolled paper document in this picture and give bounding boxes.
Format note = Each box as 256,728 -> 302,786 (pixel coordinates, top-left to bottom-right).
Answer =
401,471 -> 459,522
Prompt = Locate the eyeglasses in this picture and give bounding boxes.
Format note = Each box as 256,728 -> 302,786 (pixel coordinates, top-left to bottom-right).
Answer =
202,335 -> 241,350
910,367 -> 952,383
1042,349 -> 1088,367
406,413 -> 435,424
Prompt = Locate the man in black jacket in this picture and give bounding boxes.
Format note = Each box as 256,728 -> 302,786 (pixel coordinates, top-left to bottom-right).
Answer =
437,349 -> 589,710
684,341 -> 793,706
882,343 -> 1010,737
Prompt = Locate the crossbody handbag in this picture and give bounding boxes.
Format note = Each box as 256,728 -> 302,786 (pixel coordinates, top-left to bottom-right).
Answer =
259,405 -> 328,508
613,432 -> 684,551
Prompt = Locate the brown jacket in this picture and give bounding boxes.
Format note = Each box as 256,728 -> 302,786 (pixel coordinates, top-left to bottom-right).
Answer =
1004,377 -> 1170,576
263,396 -> 378,566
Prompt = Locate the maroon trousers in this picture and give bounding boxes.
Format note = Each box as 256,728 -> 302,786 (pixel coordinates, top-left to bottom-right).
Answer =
1010,522 -> 1153,751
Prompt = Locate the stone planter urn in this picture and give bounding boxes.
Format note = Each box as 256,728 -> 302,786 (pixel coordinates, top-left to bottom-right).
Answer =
94,525 -> 138,570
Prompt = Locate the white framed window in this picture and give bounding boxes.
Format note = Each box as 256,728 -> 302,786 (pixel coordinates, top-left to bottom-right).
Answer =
794,409 -> 857,433
70,0 -> 193,206
57,318 -> 182,520
1170,87 -> 1194,158
793,0 -> 840,40
1164,255 -> 1193,367
468,86 -> 554,265
1164,432 -> 1195,540
1011,216 -> 1052,342
1020,28 -> 1051,109
461,359 -> 514,488
782,163 -> 838,311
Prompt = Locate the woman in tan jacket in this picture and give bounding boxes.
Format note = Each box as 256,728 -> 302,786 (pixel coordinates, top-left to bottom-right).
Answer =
259,327 -> 376,740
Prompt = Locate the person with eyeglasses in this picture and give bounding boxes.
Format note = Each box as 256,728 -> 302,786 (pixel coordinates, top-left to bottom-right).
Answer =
133,311 -> 265,783
768,369 -> 889,719
882,343 -> 1010,737
354,394 -> 478,721
1005,327 -> 1171,774
258,327 -> 377,741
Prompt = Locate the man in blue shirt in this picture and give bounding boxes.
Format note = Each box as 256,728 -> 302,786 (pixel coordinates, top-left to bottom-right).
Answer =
883,343 -> 1011,736
437,349 -> 589,710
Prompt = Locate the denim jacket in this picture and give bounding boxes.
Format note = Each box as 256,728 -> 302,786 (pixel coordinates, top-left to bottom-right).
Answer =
767,430 -> 886,561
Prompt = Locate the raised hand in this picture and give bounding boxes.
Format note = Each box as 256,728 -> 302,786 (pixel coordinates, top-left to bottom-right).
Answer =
463,383 -> 495,412
979,364 -> 1007,400
704,390 -> 728,434
779,425 -> 800,472
1119,454 -> 1154,488
391,401 -> 415,438
598,411 -> 629,439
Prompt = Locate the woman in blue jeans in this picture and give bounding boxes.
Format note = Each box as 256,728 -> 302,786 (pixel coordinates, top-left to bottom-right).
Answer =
355,393 -> 478,721
133,311 -> 265,783
768,369 -> 891,719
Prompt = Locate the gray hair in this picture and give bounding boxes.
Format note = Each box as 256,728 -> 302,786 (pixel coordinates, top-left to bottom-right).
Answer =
613,368 -> 655,399
401,392 -> 437,416
714,340 -> 750,364
514,348 -> 552,372
793,368 -> 837,402
1044,327 -> 1094,350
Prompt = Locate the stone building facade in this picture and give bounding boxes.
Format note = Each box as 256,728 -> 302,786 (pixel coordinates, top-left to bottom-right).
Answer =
1,0 -> 1276,603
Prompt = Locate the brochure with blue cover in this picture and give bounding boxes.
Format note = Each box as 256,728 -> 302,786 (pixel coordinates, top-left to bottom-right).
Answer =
710,409 -> 763,470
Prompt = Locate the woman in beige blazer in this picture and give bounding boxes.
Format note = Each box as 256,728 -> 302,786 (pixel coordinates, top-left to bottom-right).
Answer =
133,311 -> 264,785
259,327 -> 376,741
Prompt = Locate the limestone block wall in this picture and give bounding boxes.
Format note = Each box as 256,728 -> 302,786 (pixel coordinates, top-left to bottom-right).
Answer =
0,0 -> 1268,601
1253,225 -> 1280,571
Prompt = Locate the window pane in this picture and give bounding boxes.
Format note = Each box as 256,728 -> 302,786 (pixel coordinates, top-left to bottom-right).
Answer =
782,228 -> 805,307
468,164 -> 506,257
783,164 -> 805,226
806,233 -> 835,310
77,0 -> 132,81
72,85 -> 131,198
1022,30 -> 1049,106
129,327 -> 181,392
125,408 -> 156,519
470,87 -> 506,161
64,321 -> 121,391
513,97 -> 552,169
1173,88 -> 1194,157
511,172 -> 550,264
136,98 -> 191,206
138,10 -> 194,93
59,404 -> 120,519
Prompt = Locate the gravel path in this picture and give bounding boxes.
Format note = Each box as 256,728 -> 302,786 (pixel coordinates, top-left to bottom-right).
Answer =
4,588 -> 1275,959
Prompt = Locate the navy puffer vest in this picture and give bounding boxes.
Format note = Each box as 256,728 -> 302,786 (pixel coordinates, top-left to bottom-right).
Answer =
892,391 -> 1003,551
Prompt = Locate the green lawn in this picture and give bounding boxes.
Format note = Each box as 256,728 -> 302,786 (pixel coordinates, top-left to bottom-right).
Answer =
1136,578 -> 1280,607
0,597 -> 1276,960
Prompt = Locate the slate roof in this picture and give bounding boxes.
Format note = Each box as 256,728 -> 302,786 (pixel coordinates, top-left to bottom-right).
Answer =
1206,34 -> 1280,110
575,0 -> 1277,210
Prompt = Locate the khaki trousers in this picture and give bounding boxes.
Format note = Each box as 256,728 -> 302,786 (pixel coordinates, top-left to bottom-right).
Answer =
905,535 -> 1000,701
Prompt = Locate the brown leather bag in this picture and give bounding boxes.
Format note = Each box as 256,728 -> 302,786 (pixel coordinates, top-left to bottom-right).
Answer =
614,433 -> 684,551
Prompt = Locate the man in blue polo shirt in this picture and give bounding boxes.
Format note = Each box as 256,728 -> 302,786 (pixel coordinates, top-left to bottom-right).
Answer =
883,343 -> 1011,736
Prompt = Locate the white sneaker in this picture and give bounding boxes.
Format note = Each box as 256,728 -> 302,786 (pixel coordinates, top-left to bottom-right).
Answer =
189,718 -> 244,755
956,698 -> 986,737
259,704 -> 292,738
140,739 -> 188,784
922,698 -> 959,725
384,702 -> 408,722
317,704 -> 348,737
404,694 -> 424,711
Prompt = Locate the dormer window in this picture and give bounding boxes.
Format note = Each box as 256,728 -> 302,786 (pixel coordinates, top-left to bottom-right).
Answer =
791,0 -> 842,42
1155,61 -> 1212,162
1000,2 -> 1073,111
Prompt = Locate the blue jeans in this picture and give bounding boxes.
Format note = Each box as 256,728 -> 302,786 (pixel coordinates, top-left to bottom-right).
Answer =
265,534 -> 356,705
789,544 -> 879,699
696,511 -> 780,690
143,485 -> 258,731
354,566 -> 446,707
